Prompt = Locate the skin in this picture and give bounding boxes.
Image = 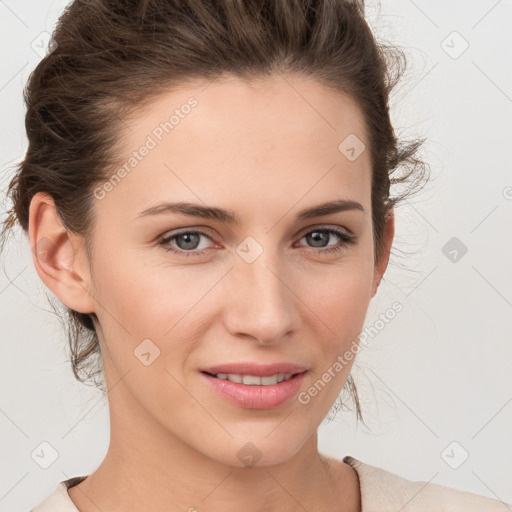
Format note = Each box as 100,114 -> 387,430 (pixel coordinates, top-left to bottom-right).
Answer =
29,74 -> 394,512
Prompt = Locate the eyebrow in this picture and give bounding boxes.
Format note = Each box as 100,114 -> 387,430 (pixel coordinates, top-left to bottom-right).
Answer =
136,199 -> 365,223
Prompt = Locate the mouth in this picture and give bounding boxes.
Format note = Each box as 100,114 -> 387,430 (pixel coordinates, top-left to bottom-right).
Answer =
199,363 -> 308,409
200,371 -> 300,386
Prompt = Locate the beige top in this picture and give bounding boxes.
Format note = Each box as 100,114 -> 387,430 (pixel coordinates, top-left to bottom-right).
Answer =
30,455 -> 507,511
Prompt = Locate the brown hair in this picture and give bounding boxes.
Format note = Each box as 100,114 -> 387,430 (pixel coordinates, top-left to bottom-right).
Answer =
1,0 -> 428,422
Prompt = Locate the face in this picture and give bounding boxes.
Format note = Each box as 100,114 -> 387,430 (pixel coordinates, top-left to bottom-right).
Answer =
32,74 -> 393,468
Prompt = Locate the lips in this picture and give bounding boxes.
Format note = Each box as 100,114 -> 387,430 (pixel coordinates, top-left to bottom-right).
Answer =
199,362 -> 308,409
200,362 -> 307,377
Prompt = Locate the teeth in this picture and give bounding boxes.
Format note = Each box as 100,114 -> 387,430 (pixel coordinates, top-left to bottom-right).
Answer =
243,375 -> 261,385
213,373 -> 293,385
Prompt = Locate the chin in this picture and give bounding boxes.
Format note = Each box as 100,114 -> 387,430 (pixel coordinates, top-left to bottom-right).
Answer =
204,429 -> 311,469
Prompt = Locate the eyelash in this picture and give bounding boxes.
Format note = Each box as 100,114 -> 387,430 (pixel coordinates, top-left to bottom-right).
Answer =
158,227 -> 356,258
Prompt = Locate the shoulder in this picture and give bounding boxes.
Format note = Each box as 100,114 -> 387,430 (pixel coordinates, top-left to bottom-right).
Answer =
343,455 -> 508,511
30,477 -> 86,512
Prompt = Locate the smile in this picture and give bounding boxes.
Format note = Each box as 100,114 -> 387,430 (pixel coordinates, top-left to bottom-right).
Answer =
200,370 -> 307,409
206,372 -> 295,385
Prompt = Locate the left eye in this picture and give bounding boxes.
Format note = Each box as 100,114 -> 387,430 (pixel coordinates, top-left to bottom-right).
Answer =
296,228 -> 355,251
159,227 -> 356,258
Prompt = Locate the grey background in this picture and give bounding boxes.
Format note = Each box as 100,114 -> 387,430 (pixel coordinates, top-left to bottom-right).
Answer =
1,0 -> 511,510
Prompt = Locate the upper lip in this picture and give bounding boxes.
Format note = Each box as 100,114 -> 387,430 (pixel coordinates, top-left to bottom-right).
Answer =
200,362 -> 307,377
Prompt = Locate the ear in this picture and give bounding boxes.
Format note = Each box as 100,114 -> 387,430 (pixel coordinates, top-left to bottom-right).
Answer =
371,208 -> 395,298
28,192 -> 96,314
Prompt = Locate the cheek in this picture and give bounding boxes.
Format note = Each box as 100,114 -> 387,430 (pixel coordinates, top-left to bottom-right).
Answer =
297,254 -> 374,335
295,265 -> 373,414
92,243 -> 213,331
89,248 -> 229,379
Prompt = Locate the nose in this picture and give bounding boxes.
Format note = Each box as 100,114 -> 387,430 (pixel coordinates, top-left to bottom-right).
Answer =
223,251 -> 298,345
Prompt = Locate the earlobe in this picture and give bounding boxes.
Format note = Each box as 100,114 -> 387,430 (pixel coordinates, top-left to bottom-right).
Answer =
371,208 -> 395,298
29,192 -> 96,314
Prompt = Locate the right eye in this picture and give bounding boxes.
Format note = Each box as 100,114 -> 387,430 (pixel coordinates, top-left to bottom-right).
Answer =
158,230 -> 218,257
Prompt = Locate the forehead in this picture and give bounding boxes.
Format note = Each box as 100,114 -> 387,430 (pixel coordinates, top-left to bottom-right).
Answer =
97,74 -> 371,222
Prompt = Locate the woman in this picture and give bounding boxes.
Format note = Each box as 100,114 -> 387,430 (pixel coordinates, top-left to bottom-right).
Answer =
1,0 -> 507,510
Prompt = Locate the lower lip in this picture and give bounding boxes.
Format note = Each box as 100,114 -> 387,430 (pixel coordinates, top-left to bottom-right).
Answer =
200,371 -> 307,409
